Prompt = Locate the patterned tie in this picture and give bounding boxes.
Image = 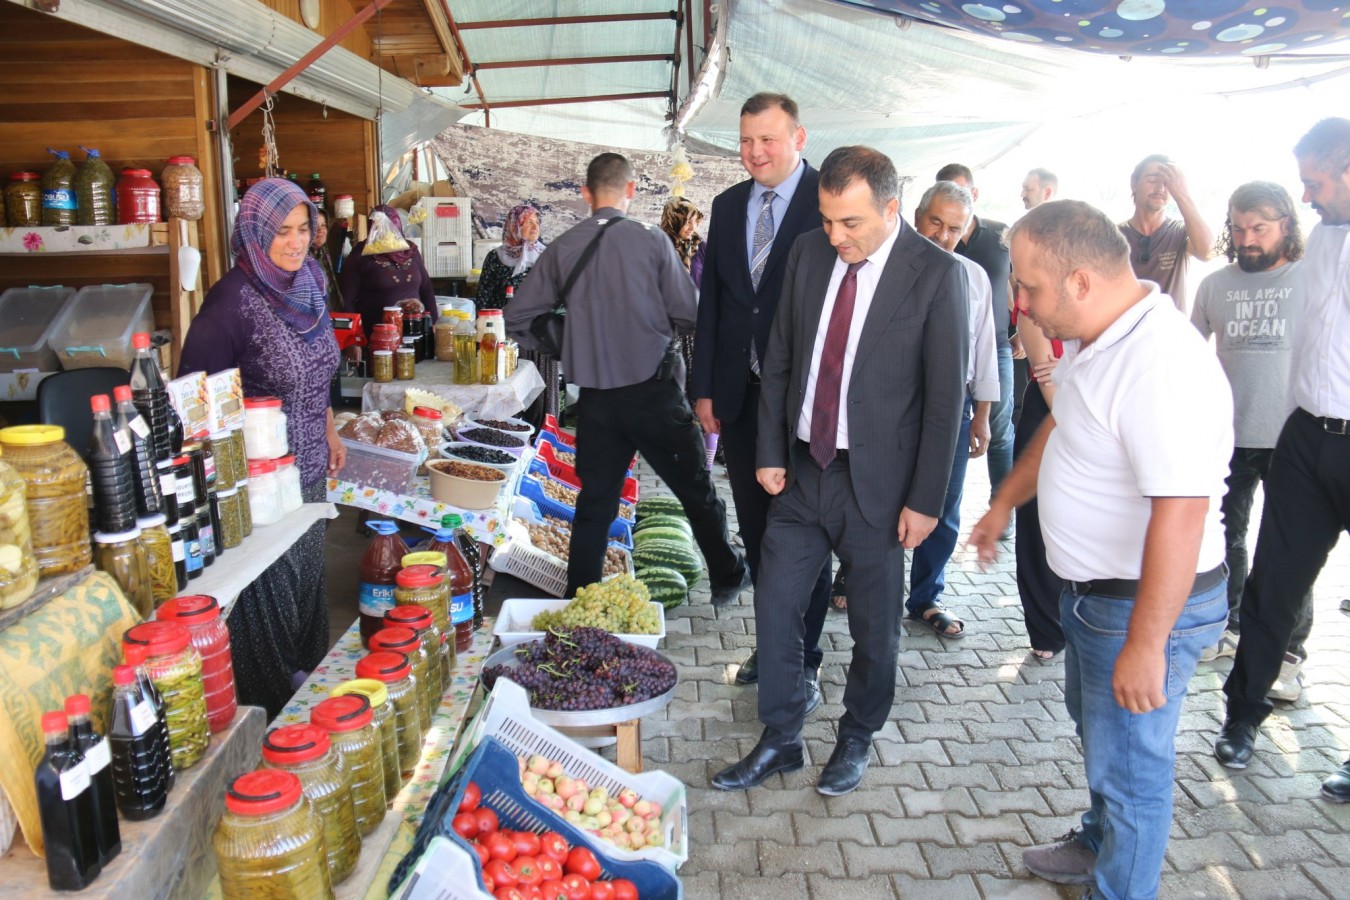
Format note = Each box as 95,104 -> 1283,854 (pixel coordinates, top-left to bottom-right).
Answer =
748,190 -> 777,376
809,261 -> 866,469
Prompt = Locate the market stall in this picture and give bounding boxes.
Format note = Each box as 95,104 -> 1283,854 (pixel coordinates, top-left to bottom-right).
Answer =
360,359 -> 545,422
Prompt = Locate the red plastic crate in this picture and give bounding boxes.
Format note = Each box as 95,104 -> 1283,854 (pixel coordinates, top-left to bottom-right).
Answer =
537,441 -> 639,504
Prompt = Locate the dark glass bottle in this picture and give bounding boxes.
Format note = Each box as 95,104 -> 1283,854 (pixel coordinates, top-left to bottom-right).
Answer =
129,332 -> 173,463
88,394 -> 138,533
64,694 -> 121,865
123,642 -> 175,793
34,710 -> 102,890
113,384 -> 165,518
108,665 -> 168,820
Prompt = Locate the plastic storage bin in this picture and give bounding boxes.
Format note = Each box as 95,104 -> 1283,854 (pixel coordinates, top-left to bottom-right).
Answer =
339,437 -> 426,494
388,836 -> 491,900
493,597 -> 664,649
416,197 -> 472,278
488,520 -> 633,598
0,286 -> 76,373
46,283 -> 154,370
535,440 -> 640,503
519,474 -> 634,526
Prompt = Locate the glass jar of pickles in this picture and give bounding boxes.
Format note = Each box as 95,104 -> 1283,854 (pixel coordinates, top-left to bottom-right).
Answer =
94,528 -> 154,619
215,769 -> 334,900
354,652 -> 420,777
136,514 -> 176,607
395,347 -> 415,380
261,724 -> 361,886
156,594 -> 236,734
0,425 -> 91,578
0,453 -> 39,611
209,431 -> 238,491
371,350 -> 394,384
368,627 -> 434,733
122,621 -> 209,770
216,487 -> 245,549
310,695 -> 385,837
330,679 -> 399,803
384,604 -> 450,693
393,564 -> 450,640
5,172 -> 41,227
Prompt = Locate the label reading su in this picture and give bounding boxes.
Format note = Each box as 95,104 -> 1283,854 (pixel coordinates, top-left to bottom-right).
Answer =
450,591 -> 473,625
130,700 -> 158,733
84,737 -> 110,773
358,582 -> 396,617
59,761 -> 91,800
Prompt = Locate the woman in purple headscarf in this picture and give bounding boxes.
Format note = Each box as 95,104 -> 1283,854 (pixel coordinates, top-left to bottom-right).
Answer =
478,203 -> 545,311
338,203 -> 438,342
179,176 -> 343,717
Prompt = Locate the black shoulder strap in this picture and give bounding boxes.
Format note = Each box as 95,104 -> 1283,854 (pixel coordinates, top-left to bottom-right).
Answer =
553,215 -> 624,312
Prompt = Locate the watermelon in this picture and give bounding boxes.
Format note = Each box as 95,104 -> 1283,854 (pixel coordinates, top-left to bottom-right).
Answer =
635,497 -> 686,520
633,514 -> 693,538
632,538 -> 704,587
637,566 -> 688,610
633,526 -> 695,548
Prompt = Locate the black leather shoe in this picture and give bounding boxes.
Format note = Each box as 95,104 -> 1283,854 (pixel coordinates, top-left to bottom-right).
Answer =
734,650 -> 759,685
803,672 -> 822,717
711,564 -> 753,607
817,733 -> 871,796
711,737 -> 804,791
1215,720 -> 1258,769
1321,759 -> 1350,803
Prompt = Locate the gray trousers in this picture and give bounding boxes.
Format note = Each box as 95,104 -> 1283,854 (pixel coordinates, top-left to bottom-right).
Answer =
756,441 -> 907,747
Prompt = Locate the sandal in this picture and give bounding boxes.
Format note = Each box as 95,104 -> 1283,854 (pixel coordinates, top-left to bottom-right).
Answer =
907,604 -> 965,638
1030,648 -> 1060,661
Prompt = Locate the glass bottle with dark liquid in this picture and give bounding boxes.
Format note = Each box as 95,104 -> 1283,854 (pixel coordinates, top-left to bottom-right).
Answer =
34,710 -> 102,890
108,664 -> 169,820
64,694 -> 121,865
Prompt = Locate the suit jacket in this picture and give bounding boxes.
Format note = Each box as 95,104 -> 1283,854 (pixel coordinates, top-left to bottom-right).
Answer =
757,220 -> 970,529
691,163 -> 821,423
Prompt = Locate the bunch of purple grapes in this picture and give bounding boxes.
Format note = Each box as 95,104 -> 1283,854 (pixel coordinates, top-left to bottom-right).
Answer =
482,626 -> 677,711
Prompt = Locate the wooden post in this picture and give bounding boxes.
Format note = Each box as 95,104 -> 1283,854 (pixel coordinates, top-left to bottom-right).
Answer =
614,720 -> 643,773
168,217 -> 203,374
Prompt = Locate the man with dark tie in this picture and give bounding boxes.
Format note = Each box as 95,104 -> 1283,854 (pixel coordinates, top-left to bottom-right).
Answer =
692,92 -> 832,705
711,146 -> 969,796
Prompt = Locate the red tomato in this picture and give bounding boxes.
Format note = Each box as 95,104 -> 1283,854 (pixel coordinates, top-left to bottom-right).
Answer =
514,855 -> 543,887
486,831 -> 518,862
452,811 -> 479,840
475,807 -> 501,836
512,830 -> 542,858
536,855 -> 563,883
538,881 -> 568,900
484,859 -> 518,888
459,781 -> 482,813
483,871 -> 496,892
610,879 -> 638,900
524,887 -> 543,900
475,841 -> 491,866
559,874 -> 591,900
539,831 -> 570,863
494,888 -> 526,900
589,882 -> 615,900
564,847 -> 602,881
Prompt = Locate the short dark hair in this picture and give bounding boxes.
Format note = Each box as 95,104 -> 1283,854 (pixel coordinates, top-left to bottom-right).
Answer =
586,153 -> 635,196
935,163 -> 973,185
740,92 -> 799,124
1216,181 -> 1304,264
1006,199 -> 1131,282
1027,168 -> 1058,191
1294,117 -> 1350,175
820,146 -> 898,213
1130,154 -> 1171,185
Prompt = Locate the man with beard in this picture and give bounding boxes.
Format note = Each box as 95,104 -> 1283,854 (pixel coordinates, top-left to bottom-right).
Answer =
1215,119 -> 1350,803
1190,182 -> 1312,690
1020,168 -> 1058,211
1119,155 -> 1213,312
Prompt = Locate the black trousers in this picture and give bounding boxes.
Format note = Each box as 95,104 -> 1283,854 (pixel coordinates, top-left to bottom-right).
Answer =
756,442 -> 906,747
1224,409 -> 1350,727
1014,382 -> 1064,654
566,375 -> 743,595
720,379 -> 832,672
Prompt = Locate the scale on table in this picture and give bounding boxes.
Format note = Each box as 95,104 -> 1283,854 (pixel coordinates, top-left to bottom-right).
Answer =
330,311 -> 369,400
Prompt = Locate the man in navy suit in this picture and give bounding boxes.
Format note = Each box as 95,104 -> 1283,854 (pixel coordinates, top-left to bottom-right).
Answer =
692,93 -> 832,705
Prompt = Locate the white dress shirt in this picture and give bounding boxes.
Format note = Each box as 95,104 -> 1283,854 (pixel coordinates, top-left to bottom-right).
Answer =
954,254 -> 1000,402
796,220 -> 902,447
1289,222 -> 1350,419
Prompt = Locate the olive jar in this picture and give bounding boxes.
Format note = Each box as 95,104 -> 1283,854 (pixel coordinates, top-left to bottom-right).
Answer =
354,652 -> 420,778
329,679 -> 400,803
0,425 -> 92,578
368,626 -> 434,734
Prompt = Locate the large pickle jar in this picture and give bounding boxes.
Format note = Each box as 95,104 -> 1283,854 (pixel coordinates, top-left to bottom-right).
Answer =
0,426 -> 91,578
94,528 -> 154,619
384,604 -> 450,693
310,695 -> 385,837
330,679 -> 399,803
354,652 -> 420,778
136,514 -> 176,607
0,453 -> 39,610
156,594 -> 236,734
121,621 -> 209,770
261,724 -> 360,886
368,627 -> 434,734
215,769 -> 334,900
393,564 -> 450,640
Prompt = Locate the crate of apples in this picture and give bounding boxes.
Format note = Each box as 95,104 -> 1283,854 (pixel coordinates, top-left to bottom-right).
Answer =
518,754 -> 666,853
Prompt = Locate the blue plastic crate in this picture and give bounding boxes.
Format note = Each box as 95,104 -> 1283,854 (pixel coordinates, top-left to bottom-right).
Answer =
513,491 -> 633,548
389,738 -> 683,898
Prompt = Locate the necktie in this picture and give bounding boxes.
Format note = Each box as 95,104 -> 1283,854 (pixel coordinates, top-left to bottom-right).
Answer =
809,261 -> 866,469
748,190 -> 777,376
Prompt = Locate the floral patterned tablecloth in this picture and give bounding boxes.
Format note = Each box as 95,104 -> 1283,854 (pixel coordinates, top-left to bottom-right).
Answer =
327,476 -> 512,547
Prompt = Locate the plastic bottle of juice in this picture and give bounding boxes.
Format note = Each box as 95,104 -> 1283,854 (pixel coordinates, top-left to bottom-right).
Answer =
443,514 -> 484,631
358,520 -> 410,647
437,514 -> 476,651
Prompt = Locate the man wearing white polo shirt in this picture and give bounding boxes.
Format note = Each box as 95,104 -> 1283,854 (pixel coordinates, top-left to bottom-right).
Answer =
971,200 -> 1232,899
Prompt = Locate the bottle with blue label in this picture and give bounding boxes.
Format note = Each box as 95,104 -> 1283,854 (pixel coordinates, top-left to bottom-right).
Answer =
41,148 -> 77,226
359,520 -> 409,648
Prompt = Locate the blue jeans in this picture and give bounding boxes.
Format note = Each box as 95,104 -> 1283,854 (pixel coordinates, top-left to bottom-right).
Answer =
909,396 -> 973,614
1062,577 -> 1226,900
987,344 -> 1014,497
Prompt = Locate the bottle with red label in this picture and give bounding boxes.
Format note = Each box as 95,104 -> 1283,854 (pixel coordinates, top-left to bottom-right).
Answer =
34,710 -> 102,890
64,695 -> 121,866
358,520 -> 409,647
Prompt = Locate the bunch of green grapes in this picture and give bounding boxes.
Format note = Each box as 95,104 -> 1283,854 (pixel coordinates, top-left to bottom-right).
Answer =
530,574 -> 658,634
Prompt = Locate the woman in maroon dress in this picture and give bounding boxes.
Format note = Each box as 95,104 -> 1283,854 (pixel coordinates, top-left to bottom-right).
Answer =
339,204 -> 438,343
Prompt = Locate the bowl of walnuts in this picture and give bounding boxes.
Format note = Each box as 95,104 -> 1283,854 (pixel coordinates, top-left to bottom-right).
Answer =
427,458 -> 507,509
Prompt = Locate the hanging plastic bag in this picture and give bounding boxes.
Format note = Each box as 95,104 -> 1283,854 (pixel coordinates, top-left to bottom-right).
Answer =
362,210 -> 411,255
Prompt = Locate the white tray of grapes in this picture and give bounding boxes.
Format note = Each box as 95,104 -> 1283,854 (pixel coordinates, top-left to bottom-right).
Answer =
493,575 -> 666,649
495,598 -> 665,650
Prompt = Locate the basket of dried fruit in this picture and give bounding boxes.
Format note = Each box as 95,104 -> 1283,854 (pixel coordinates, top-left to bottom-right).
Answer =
427,459 -> 507,509
489,519 -> 632,597
439,441 -> 520,477
454,423 -> 529,457
520,474 -> 636,524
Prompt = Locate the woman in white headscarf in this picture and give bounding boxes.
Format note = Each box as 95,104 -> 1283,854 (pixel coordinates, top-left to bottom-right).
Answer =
477,203 -> 544,310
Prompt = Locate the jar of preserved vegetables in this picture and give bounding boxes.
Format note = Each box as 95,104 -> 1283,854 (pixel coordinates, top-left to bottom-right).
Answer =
354,652 -> 420,777
136,514 -> 176,606
94,528 -> 154,619
214,770 -> 334,900
393,564 -> 449,639
261,724 -> 360,886
116,168 -> 160,224
395,347 -> 415,380
161,157 -> 205,221
371,350 -> 394,384
156,594 -> 236,734
209,431 -> 238,491
0,425 -> 91,578
368,627 -> 434,734
384,604 -> 450,693
0,452 -> 40,611
226,430 -> 248,486
310,695 -> 385,837
121,621 -> 209,770
329,679 -> 399,803
5,172 -> 41,227
215,488 -> 244,550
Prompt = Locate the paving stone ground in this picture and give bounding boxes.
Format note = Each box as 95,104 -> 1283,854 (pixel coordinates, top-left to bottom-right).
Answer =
634,454 -> 1350,899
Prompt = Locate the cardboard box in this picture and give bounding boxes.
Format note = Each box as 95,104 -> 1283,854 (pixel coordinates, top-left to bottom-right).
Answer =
206,368 -> 244,433
168,371 -> 211,440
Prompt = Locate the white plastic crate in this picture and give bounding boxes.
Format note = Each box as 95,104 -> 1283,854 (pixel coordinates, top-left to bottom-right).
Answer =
489,520 -> 634,598
494,597 -> 665,649
392,835 -> 492,899
417,196 -> 472,277
456,679 -> 689,871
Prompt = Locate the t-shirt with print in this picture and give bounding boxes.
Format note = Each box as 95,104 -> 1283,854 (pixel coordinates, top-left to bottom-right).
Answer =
1120,218 -> 1190,311
1191,259 -> 1303,449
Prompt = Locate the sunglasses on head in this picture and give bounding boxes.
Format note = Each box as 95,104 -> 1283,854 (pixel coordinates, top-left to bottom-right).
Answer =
1139,234 -> 1152,264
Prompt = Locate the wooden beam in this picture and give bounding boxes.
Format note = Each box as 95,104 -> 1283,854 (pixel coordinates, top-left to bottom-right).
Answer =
419,0 -> 464,83
461,91 -> 668,110
457,12 -> 677,30
475,53 -> 673,70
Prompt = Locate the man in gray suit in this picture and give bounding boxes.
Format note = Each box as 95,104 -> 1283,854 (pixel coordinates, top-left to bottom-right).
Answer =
712,146 -> 970,796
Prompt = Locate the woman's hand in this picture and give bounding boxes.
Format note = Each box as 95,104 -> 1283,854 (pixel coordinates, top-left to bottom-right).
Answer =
326,410 -> 347,477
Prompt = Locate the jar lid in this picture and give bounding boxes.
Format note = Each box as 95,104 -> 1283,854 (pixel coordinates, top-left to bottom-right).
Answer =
137,514 -> 168,529
396,563 -> 444,588
0,424 -> 65,446
369,626 -> 420,654
396,348 -> 415,356
41,711 -> 68,734
262,723 -> 331,764
335,194 -> 353,201
123,642 -> 148,666
384,306 -> 402,312
373,350 -> 393,357
243,396 -> 283,409
330,678 -> 388,708
401,551 -> 446,570
133,332 -> 153,350
123,620 -> 191,657
9,171 -> 38,180
172,455 -> 192,467
157,594 -> 221,624
311,694 -> 373,732
412,406 -> 443,420
247,459 -> 276,476
226,770 -> 303,816
121,168 -> 153,177
166,156 -> 196,166
384,605 -> 433,631
355,651 -> 411,683
182,441 -> 202,454
65,694 -> 91,717
113,665 -> 136,686
94,528 -> 142,543
277,455 -> 296,467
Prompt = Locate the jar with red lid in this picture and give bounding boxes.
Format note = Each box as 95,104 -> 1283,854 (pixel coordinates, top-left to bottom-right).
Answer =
368,626 -> 433,733
310,695 -> 384,836
156,594 -> 236,734
408,407 -> 442,473
246,459 -> 282,526
5,171 -> 41,226
329,679 -> 399,802
261,723 -> 360,885
161,156 -> 204,221
369,323 -> 401,354
121,621 -> 208,770
116,168 -> 161,224
214,770 -> 333,900
354,652 -> 420,776
384,604 -> 450,692
393,564 -> 450,640
242,396 -> 287,460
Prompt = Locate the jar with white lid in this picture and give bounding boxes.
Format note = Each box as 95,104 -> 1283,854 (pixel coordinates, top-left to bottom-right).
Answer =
245,460 -> 282,526
274,455 -> 303,514
242,397 -> 288,460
